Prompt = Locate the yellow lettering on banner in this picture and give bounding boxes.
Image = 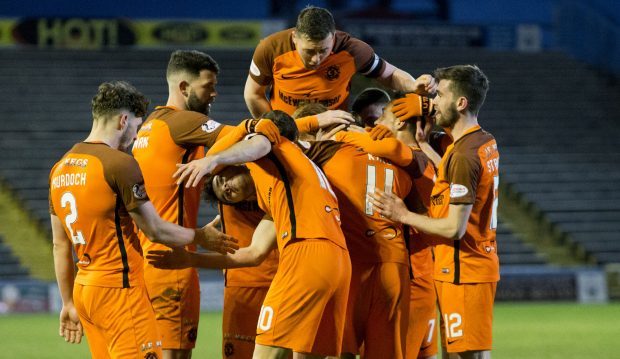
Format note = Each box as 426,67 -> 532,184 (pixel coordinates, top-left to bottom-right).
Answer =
37,18 -> 119,49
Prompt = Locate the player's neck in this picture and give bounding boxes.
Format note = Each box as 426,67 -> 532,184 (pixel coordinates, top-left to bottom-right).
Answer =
84,123 -> 120,149
166,90 -> 188,110
396,130 -> 417,147
450,115 -> 479,142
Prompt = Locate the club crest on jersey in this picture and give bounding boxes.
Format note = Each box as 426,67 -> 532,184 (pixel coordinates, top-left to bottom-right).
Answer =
201,120 -> 221,133
450,184 -> 468,198
325,65 -> 340,81
133,183 -> 147,200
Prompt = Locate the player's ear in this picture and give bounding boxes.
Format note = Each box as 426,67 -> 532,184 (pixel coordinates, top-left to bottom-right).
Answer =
179,80 -> 190,98
117,113 -> 128,130
456,96 -> 468,112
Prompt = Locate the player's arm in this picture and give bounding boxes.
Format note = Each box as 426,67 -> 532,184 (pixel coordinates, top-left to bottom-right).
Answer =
244,75 -> 272,119
376,64 -> 437,96
175,134 -> 272,188
129,202 -> 238,253
50,214 -> 83,344
334,130 -> 413,167
147,216 -> 277,269
415,118 -> 442,168
370,190 -> 472,240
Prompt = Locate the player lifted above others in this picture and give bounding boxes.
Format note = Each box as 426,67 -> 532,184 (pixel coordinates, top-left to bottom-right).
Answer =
244,6 -> 436,118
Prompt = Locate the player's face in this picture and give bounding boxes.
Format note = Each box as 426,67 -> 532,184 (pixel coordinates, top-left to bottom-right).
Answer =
186,69 -> 218,115
293,32 -> 335,70
120,113 -> 143,152
359,102 -> 386,127
433,80 -> 459,128
373,103 -> 398,133
212,166 -> 255,204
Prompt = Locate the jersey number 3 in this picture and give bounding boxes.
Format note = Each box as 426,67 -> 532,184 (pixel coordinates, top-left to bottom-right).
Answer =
61,192 -> 86,245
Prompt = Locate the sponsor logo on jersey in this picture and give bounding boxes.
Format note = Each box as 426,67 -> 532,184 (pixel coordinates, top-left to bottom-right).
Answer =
278,90 -> 341,108
325,65 -> 340,80
132,183 -> 147,200
201,119 -> 221,133
250,60 -> 260,76
431,194 -> 444,206
450,184 -> 468,198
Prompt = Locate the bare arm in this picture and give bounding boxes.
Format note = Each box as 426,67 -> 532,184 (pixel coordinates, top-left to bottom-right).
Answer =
130,202 -> 238,253
51,215 -> 83,344
174,134 -> 272,188
370,190 -> 472,240
375,63 -> 437,95
147,216 -> 277,269
244,75 -> 272,119
415,119 -> 442,168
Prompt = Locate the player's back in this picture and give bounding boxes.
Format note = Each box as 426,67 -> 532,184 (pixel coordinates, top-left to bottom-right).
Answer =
305,140 -> 412,264
246,138 -> 346,252
132,106 -> 223,252
49,142 -> 146,288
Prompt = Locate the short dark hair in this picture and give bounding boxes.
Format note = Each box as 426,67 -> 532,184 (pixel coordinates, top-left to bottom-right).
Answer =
433,65 -> 489,115
352,88 -> 390,115
261,110 -> 299,142
91,81 -> 148,119
292,102 -> 328,119
167,50 -> 220,80
295,6 -> 336,41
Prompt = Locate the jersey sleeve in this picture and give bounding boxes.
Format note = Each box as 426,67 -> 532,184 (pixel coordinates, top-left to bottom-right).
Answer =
294,115 -> 319,133
334,31 -> 386,78
106,155 -> 150,211
334,131 -> 413,167
168,112 -> 224,148
249,36 -> 275,86
446,151 -> 480,205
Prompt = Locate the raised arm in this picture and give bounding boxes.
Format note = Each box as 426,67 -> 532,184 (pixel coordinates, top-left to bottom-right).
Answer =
130,202 -> 238,253
244,75 -> 272,119
51,214 -> 83,344
375,63 -> 437,95
147,216 -> 277,269
175,134 -> 272,188
335,130 -> 413,167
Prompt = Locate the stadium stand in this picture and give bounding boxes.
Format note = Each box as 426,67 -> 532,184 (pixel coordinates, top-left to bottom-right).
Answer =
0,235 -> 30,279
1,47 -> 618,273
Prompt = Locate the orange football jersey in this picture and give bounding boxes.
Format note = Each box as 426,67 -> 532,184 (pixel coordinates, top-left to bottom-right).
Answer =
430,126 -> 500,284
132,106 -> 225,253
250,29 -> 386,115
305,140 -> 413,264
49,142 -> 149,288
246,138 -> 346,252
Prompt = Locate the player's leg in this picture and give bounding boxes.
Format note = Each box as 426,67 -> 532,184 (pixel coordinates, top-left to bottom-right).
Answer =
340,261 -> 373,358
72,284 -> 112,359
407,274 -> 438,359
223,286 -> 270,358
363,262 -> 409,359
144,267 -> 200,358
436,281 -> 496,357
253,343 -> 291,358
256,239 -> 351,357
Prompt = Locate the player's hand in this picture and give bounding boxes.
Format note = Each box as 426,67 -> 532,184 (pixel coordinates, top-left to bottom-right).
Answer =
246,119 -> 281,144
415,116 -> 434,145
316,110 -> 355,128
194,217 -> 239,254
366,124 -> 394,140
392,93 -> 434,122
368,189 -> 409,223
316,124 -> 347,141
146,248 -> 193,269
412,74 -> 437,95
174,155 -> 218,188
59,304 -> 83,344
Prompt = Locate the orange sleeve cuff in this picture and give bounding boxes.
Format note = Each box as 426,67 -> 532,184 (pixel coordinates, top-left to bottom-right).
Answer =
294,115 -> 319,133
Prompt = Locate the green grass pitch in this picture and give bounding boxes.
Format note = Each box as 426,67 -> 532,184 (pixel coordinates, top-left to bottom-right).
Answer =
0,302 -> 617,358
